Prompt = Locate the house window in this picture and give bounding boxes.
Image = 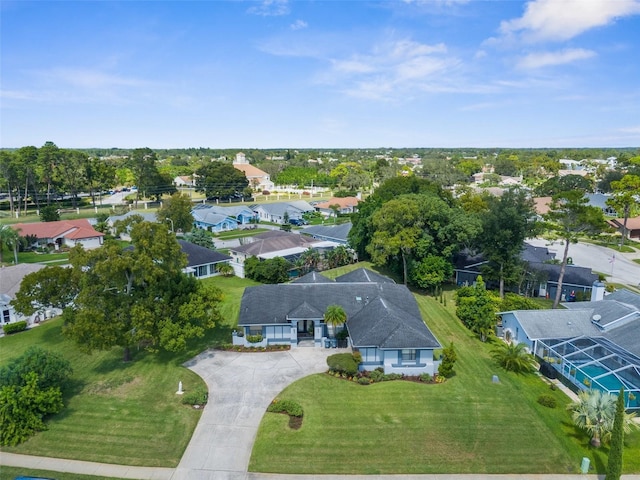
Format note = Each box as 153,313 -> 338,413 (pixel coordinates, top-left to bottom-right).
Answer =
401,349 -> 416,362
197,265 -> 208,277
248,326 -> 262,336
2,308 -> 10,324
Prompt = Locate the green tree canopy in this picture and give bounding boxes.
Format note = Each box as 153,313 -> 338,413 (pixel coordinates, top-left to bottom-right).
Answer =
156,192 -> 194,233
14,222 -> 222,361
490,342 -> 536,374
454,276 -> 498,342
195,162 -> 248,200
543,190 -> 607,308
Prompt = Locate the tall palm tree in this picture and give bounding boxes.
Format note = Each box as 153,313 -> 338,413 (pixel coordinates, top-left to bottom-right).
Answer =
569,389 -> 638,447
490,341 -> 536,374
324,304 -> 347,338
0,224 -> 20,264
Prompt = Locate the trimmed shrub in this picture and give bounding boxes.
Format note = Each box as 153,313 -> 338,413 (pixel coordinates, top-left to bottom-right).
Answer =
3,321 -> 27,335
383,373 -> 403,381
246,334 -> 263,344
537,394 -> 557,409
181,388 -> 208,406
352,351 -> 362,364
327,353 -> 358,376
419,373 -> 432,383
357,377 -> 372,385
369,369 -> 384,382
268,399 -> 303,417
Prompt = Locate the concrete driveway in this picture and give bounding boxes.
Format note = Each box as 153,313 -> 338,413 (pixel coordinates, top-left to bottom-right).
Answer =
172,347 -> 334,480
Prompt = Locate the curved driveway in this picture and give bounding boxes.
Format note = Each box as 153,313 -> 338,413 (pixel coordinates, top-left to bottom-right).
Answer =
172,347 -> 333,480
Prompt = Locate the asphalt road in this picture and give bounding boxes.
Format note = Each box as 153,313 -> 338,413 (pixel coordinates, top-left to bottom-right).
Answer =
526,238 -> 640,287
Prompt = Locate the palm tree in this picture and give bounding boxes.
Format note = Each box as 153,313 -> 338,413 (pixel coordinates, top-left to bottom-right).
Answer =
0,224 -> 20,264
490,342 -> 536,374
570,390 -> 615,447
324,304 -> 347,338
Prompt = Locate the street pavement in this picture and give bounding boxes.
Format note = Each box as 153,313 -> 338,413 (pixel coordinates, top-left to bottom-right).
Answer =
526,238 -> 640,287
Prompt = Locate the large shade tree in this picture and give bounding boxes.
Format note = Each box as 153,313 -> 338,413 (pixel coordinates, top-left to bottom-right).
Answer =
543,191 -> 607,308
12,222 -> 222,362
195,162 -> 249,200
156,192 -> 194,233
479,188 -> 537,298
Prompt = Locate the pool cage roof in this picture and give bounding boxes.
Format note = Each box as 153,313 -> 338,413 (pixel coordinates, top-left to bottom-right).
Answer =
537,335 -> 640,408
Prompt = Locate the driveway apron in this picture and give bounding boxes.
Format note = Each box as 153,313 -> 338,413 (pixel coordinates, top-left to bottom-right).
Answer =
172,347 -> 333,480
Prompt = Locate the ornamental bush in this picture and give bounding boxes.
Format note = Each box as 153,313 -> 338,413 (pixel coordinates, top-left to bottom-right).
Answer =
326,353 -> 358,376
3,321 -> 27,335
267,399 -> 303,417
537,394 -> 557,408
181,388 -> 208,406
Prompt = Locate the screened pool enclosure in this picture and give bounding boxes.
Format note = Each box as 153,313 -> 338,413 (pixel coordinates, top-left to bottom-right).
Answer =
537,336 -> 640,411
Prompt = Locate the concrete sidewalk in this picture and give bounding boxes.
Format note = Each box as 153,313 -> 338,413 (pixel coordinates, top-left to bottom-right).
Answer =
0,451 -> 174,479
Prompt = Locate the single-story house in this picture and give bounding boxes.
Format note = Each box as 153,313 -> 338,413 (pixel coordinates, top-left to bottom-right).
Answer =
178,240 -> 232,279
499,286 -> 640,410
454,242 -> 598,300
250,201 -> 315,224
191,208 -> 239,233
192,204 -> 257,226
234,268 -> 442,375
12,219 -> 104,250
314,197 -> 360,216
228,230 -> 338,278
174,175 -> 194,187
301,222 -> 352,245
1,263 -> 56,330
608,216 -> 640,240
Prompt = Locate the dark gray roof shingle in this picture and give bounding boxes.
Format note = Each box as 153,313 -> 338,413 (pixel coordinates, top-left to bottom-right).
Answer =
178,240 -> 232,267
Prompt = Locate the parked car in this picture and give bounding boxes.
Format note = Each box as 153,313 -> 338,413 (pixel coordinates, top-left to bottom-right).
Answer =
289,218 -> 308,226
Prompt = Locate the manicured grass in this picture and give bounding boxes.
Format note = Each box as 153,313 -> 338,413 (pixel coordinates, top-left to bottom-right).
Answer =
0,277 -> 259,467
0,466 -> 127,480
16,251 -> 70,264
249,277 -> 640,474
214,228 -> 269,240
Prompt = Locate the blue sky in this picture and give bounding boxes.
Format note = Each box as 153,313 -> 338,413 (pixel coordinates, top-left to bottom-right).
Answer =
2,0 -> 639,149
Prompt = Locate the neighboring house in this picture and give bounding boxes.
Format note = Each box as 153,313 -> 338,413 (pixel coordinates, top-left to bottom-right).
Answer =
174,175 -> 194,187
228,230 -> 339,278
499,287 -> 640,410
191,208 -> 239,233
315,197 -> 360,216
454,242 -> 598,300
533,197 -> 552,217
586,193 -> 617,216
12,219 -> 104,250
0,263 -> 53,330
302,223 -> 352,245
250,201 -> 314,224
192,204 -> 257,227
234,268 -> 442,375
178,240 -> 232,279
608,216 -> 640,240
233,152 -> 274,191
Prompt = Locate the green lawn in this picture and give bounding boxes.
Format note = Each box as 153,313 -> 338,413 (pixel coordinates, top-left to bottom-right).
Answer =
249,270 -> 640,475
0,276 -> 259,466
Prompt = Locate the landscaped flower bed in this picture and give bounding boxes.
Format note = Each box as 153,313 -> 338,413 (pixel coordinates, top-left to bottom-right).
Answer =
218,343 -> 290,352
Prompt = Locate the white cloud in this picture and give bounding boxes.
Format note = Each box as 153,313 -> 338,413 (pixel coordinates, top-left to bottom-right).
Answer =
620,125 -> 640,134
500,0 -> 640,43
325,39 -> 458,100
290,19 -> 308,30
42,68 -> 149,89
247,0 -> 289,17
516,48 -> 596,69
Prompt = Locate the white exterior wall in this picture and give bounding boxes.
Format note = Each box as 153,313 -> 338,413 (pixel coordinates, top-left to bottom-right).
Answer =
382,349 -> 437,375
66,237 -> 103,250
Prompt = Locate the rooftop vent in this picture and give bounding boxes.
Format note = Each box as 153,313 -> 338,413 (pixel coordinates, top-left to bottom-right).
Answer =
592,314 -> 602,322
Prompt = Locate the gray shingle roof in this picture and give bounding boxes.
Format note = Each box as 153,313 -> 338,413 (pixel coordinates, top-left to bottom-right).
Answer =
335,268 -> 395,284
292,271 -> 333,283
0,264 -> 47,299
231,231 -> 319,256
509,309 -> 599,339
178,240 -> 231,267
238,270 -> 439,350
302,223 -> 352,243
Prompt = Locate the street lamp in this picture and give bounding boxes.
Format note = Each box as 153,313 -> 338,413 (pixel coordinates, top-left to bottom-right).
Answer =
166,218 -> 174,233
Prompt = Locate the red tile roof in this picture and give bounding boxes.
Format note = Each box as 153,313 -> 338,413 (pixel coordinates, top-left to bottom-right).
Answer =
12,219 -> 104,241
